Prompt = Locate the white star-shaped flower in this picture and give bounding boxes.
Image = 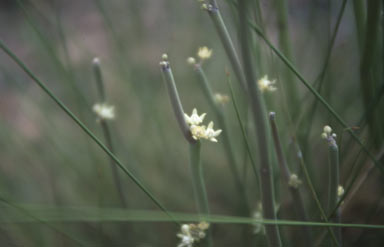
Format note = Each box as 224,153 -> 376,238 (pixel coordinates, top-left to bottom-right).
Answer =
184,108 -> 206,126
204,121 -> 222,142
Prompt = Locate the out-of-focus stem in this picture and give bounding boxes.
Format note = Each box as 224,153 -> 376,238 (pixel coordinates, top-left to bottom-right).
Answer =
293,143 -> 338,245
360,0 -> 383,148
352,0 -> 366,51
193,65 -> 250,214
327,137 -> 342,246
204,3 -> 247,91
92,58 -> 127,208
269,112 -> 311,246
274,0 -> 299,118
238,0 -> 281,246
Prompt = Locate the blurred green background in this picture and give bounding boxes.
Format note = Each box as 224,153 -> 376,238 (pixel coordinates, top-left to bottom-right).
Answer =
0,0 -> 383,246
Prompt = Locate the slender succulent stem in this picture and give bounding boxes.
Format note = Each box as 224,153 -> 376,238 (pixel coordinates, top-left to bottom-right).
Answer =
327,138 -> 342,246
269,112 -> 312,246
293,143 -> 339,246
92,59 -> 127,208
203,3 -> 247,91
274,0 -> 299,119
352,0 -> 366,51
160,60 -> 196,144
360,0 -> 383,147
238,0 -> 281,246
193,65 -> 250,214
189,141 -> 213,247
0,39 -> 178,225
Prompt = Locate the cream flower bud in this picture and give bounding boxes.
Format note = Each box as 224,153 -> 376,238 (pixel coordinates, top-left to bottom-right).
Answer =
187,57 -> 196,65
321,132 -> 328,139
323,125 -> 332,134
197,46 -> 212,60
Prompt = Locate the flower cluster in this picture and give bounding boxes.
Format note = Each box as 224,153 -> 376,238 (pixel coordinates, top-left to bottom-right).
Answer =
93,103 -> 115,121
258,75 -> 277,92
288,173 -> 302,189
177,222 -> 210,247
184,108 -> 222,142
321,125 -> 337,146
187,46 -> 213,67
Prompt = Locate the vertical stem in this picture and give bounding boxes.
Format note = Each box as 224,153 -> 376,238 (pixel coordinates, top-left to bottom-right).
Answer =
238,0 -> 281,246
92,59 -> 127,208
328,138 -> 342,246
189,141 -> 212,247
360,0 -> 383,147
193,65 -> 250,214
352,0 -> 366,51
204,4 -> 247,91
269,112 -> 311,246
294,143 -> 339,246
274,0 -> 299,118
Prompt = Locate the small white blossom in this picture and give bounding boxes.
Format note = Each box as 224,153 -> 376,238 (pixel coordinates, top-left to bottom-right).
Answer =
93,103 -> 115,120
197,46 -> 212,60
185,108 -> 221,142
184,108 -> 206,126
204,121 -> 222,142
288,174 -> 302,189
258,75 -> 277,92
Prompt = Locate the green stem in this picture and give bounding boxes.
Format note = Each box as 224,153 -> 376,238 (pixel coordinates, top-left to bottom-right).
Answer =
92,58 -> 127,208
269,112 -> 311,246
294,144 -> 339,246
160,61 -> 195,143
193,65 -> 250,215
360,0 -> 383,147
352,0 -> 366,51
189,141 -> 212,247
327,138 -> 342,246
238,0 -> 281,246
204,3 -> 247,91
274,0 -> 299,118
